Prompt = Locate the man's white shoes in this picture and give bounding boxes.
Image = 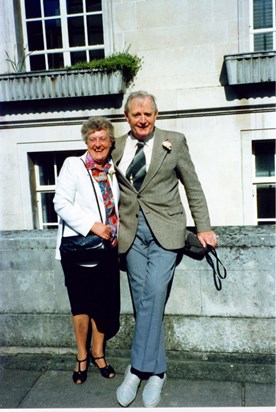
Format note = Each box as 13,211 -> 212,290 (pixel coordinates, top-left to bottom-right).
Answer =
116,365 -> 141,407
116,366 -> 167,408
142,373 -> 167,408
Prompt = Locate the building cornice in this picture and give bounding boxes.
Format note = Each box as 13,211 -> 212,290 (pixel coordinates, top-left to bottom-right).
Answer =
0,103 -> 275,129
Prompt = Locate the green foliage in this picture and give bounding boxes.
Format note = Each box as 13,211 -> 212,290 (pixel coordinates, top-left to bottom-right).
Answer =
68,52 -> 142,87
4,47 -> 142,88
5,49 -> 32,73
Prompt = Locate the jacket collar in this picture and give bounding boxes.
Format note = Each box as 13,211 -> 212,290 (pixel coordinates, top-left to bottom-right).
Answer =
140,129 -> 168,190
112,128 -> 170,192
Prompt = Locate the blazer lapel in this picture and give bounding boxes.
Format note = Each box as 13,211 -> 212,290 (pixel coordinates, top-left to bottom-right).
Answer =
112,135 -> 128,166
112,130 -> 170,192
112,134 -> 137,192
141,129 -> 168,189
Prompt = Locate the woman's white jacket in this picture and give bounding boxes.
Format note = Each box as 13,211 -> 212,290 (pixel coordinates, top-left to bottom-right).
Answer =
53,153 -> 120,260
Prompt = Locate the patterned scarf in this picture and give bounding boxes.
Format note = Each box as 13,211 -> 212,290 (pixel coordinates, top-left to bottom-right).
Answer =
85,152 -> 118,239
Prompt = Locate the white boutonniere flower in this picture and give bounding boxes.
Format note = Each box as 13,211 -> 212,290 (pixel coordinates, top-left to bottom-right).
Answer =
108,166 -> 116,182
162,140 -> 172,152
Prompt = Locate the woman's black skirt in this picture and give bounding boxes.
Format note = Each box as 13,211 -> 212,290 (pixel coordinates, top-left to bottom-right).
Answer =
61,246 -> 120,340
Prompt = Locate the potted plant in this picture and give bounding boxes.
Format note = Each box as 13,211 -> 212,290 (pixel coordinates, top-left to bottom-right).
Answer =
0,52 -> 142,102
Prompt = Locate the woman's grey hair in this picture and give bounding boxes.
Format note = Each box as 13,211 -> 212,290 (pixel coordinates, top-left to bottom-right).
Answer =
81,116 -> 115,143
124,90 -> 158,114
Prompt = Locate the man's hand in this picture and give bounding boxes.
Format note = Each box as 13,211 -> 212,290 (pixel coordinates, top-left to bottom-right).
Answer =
197,231 -> 217,248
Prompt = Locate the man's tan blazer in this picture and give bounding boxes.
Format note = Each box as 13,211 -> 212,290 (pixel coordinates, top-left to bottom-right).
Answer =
112,127 -> 211,254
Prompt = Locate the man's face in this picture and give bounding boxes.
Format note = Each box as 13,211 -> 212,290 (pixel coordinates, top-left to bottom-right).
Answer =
125,97 -> 158,141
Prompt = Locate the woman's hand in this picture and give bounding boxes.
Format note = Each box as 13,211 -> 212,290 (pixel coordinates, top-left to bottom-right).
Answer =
91,222 -> 112,240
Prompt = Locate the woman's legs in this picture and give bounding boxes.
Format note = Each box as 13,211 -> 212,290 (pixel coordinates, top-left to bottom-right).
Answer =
91,318 -> 105,360
72,314 -> 89,360
91,318 -> 115,378
63,257 -> 116,382
72,314 -> 89,384
72,315 -> 108,360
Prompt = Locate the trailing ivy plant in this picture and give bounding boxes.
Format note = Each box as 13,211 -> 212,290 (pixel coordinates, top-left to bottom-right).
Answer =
68,51 -> 142,88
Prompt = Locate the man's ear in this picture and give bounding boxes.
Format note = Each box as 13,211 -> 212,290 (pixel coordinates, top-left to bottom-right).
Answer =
124,112 -> 130,123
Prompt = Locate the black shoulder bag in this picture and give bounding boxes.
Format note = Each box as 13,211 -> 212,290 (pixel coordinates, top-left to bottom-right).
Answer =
59,159 -> 110,267
183,231 -> 227,291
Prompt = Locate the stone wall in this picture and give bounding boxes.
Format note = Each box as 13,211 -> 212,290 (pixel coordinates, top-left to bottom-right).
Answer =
0,226 -> 275,357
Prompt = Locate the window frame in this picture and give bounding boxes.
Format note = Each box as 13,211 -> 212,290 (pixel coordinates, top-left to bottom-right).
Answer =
34,159 -> 58,229
249,0 -> 276,51
17,139 -> 87,230
251,140 -> 276,224
19,0 -> 112,71
28,149 -> 85,230
241,130 -> 276,225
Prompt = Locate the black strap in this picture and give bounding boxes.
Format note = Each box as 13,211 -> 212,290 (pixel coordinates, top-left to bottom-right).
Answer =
80,158 -> 103,223
205,247 -> 227,291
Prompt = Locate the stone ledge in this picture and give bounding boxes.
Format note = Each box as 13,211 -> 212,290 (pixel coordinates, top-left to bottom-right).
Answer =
0,313 -> 275,354
0,351 -> 274,384
0,225 -> 275,248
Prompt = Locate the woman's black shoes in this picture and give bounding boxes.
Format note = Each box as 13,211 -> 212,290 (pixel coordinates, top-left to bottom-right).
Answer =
72,353 -> 115,383
72,356 -> 88,384
91,354 -> 116,379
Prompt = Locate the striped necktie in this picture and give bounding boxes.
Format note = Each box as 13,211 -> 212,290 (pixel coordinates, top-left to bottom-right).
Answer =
126,141 -> 146,191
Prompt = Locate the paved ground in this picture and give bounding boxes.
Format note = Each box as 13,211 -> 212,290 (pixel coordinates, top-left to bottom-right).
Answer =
0,353 -> 275,410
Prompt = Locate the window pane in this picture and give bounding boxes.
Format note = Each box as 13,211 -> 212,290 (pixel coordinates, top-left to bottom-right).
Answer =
67,0 -> 83,14
41,192 -> 57,223
38,154 -> 55,185
48,53 -> 64,68
70,50 -> 87,64
44,0 -> 60,16
257,184 -> 275,219
25,0 -> 41,18
45,19 -> 62,49
30,54 -> 46,70
253,0 -> 273,29
68,16 -> 85,46
56,151 -> 84,173
89,48 -> 104,60
56,157 -> 65,174
27,21 -> 44,51
254,32 -> 273,50
253,140 -> 275,177
87,14 -> 103,45
86,0 -> 102,12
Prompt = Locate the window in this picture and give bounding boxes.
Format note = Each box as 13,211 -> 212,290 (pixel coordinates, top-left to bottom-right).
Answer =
252,139 -> 276,224
250,0 -> 276,51
20,0 -> 104,71
29,150 -> 83,229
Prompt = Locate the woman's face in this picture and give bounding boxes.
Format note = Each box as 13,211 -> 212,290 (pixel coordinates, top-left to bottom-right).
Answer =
86,129 -> 113,166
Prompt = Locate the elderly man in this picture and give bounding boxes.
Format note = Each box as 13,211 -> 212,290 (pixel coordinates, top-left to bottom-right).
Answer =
112,91 -> 217,407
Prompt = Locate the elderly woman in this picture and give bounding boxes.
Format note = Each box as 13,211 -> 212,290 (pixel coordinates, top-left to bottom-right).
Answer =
54,116 -> 120,385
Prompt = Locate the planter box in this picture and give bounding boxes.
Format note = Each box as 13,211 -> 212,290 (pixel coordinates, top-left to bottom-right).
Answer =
224,51 -> 276,85
0,69 -> 126,102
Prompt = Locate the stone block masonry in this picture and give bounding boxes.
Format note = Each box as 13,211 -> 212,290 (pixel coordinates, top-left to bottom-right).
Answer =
0,226 -> 274,382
